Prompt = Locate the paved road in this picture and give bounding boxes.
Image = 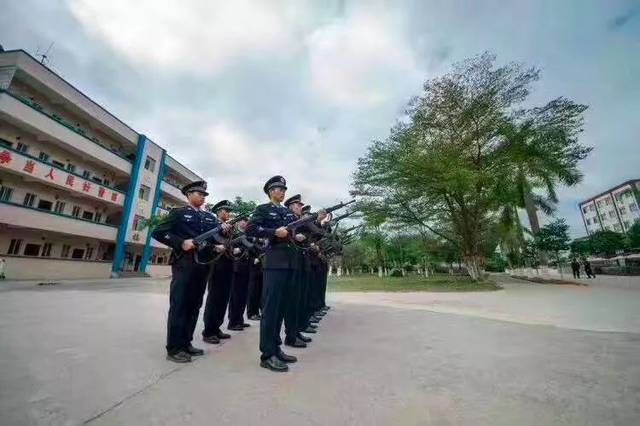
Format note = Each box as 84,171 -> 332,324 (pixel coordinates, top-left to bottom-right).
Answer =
0,276 -> 638,425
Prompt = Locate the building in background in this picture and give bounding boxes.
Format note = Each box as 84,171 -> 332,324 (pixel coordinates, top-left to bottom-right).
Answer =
0,49 -> 202,280
579,179 -> 640,236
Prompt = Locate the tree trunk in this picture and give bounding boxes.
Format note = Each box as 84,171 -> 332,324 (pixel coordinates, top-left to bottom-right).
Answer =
463,255 -> 482,280
523,188 -> 540,234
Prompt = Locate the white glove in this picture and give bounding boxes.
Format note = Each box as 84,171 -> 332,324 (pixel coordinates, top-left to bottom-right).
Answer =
214,244 -> 225,253
233,248 -> 241,255
295,233 -> 306,242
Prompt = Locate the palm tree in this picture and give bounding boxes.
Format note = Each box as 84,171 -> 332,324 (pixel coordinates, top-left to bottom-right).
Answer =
499,98 -> 591,235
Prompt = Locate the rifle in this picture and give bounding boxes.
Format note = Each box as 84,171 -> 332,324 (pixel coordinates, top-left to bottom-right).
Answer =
192,214 -> 248,264
339,224 -> 363,236
329,209 -> 358,227
286,199 -> 355,232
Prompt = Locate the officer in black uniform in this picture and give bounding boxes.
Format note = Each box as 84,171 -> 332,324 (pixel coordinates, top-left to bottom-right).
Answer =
227,217 -> 252,331
202,200 -> 235,344
282,194 -> 312,346
246,175 -> 301,372
246,238 -> 264,321
151,181 -> 229,363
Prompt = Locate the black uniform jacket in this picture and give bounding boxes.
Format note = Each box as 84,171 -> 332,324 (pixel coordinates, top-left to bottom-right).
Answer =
246,202 -> 297,269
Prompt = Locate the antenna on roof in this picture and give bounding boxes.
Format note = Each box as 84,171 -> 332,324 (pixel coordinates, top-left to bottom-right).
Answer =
35,42 -> 55,66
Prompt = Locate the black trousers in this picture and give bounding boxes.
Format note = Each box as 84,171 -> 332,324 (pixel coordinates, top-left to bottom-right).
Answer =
309,261 -> 323,313
320,261 -> 329,307
202,256 -> 234,336
260,268 -> 294,359
247,260 -> 263,317
296,255 -> 312,331
277,251 -> 306,342
166,253 -> 209,354
228,257 -> 250,326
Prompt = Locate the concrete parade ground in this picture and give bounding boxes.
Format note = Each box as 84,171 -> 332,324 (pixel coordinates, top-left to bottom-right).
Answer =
1,275 -> 639,425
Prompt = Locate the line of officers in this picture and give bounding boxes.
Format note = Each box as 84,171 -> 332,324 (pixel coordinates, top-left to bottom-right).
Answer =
152,175 -> 333,372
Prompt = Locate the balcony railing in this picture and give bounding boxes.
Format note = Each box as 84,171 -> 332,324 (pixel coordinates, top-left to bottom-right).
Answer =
0,138 -> 126,195
0,142 -> 126,206
0,89 -> 134,163
0,199 -> 119,228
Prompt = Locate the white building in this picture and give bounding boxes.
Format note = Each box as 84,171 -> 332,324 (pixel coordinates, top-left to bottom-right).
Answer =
0,49 -> 202,280
579,179 -> 640,235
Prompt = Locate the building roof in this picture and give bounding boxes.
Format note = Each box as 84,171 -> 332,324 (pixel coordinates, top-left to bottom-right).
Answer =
0,49 -> 139,140
578,179 -> 640,205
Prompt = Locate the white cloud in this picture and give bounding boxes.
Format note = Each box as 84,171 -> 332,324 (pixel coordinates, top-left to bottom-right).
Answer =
67,0 -> 301,75
305,9 -> 422,107
198,121 -> 353,205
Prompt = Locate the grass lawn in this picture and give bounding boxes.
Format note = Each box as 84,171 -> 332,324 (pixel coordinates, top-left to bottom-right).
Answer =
327,274 -> 501,292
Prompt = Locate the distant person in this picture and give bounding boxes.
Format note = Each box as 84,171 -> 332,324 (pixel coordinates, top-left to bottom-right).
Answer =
571,259 -> 581,279
583,259 -> 595,279
0,258 -> 6,280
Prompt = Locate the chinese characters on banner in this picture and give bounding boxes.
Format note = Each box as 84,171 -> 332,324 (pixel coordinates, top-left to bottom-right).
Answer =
0,152 -> 123,206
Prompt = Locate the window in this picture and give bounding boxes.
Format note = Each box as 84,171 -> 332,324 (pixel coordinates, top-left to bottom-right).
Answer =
133,215 -> 146,231
16,142 -> 28,153
38,151 -> 49,162
624,221 -> 631,229
91,176 -> 103,184
95,212 -> 102,223
144,156 -> 156,172
138,185 -> 151,201
619,206 -> 627,215
593,217 -> 599,223
0,185 -> 13,202
630,204 -> 638,212
41,243 -> 52,257
605,198 -> 611,205
71,206 -> 81,218
23,193 -> 36,207
54,201 -> 66,214
37,199 -> 53,211
589,205 -> 594,212
52,160 -> 65,168
71,248 -> 85,259
85,247 -> 94,260
586,218 -> 591,225
82,170 -> 91,179
66,163 -> 76,173
23,243 -> 41,256
608,210 -> 616,218
8,239 -> 22,255
582,207 -> 587,214
103,179 -> 110,187
82,211 -> 94,220
61,244 -> 71,258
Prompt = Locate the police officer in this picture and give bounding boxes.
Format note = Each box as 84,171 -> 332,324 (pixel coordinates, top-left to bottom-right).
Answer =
202,200 -> 235,344
246,176 -> 302,372
282,194 -> 312,346
151,181 -> 229,363
246,239 -> 265,321
227,217 -> 252,331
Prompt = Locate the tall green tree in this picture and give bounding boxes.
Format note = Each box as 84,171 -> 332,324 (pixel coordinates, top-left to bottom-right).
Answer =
353,53 -> 538,278
589,230 -> 627,257
534,218 -> 570,265
352,53 -> 590,279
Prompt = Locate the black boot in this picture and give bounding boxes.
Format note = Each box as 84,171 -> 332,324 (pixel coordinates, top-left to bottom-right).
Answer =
277,350 -> 298,363
166,350 -> 192,363
260,355 -> 289,372
285,337 -> 307,348
203,334 -> 220,344
185,345 -> 205,356
303,326 -> 317,334
297,333 -> 312,343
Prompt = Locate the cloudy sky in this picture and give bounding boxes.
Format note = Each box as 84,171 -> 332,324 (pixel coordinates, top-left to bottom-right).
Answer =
1,0 -> 638,237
